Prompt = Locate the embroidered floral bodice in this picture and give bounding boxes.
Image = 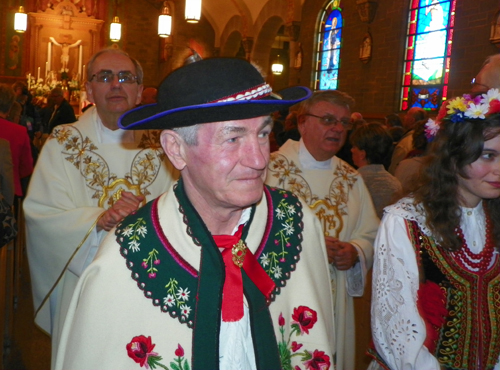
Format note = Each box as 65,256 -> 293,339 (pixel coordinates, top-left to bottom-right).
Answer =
371,197 -> 500,370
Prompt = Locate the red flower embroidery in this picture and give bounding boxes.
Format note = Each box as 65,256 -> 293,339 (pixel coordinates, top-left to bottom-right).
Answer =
304,350 -> 330,370
279,313 -> 285,326
291,341 -> 303,352
175,344 -> 184,357
292,306 -> 317,334
126,335 -> 157,367
277,308 -> 330,370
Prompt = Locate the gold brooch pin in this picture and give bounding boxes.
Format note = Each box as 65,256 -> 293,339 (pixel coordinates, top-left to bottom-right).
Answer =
232,240 -> 247,268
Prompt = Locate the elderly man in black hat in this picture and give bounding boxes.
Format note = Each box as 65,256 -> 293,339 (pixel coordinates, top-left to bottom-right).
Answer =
54,58 -> 335,370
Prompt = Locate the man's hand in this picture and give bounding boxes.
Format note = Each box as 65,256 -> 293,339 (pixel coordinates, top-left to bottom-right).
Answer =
97,191 -> 145,232
325,236 -> 359,270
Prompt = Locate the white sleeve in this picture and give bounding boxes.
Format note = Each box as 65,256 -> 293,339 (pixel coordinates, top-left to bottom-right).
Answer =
344,176 -> 379,296
68,228 -> 107,276
345,244 -> 366,296
371,212 -> 441,370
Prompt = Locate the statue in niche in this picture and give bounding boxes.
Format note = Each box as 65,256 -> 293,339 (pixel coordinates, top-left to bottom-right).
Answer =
61,5 -> 74,15
40,0 -> 96,18
50,36 -> 81,72
7,35 -> 21,71
359,33 -> 372,63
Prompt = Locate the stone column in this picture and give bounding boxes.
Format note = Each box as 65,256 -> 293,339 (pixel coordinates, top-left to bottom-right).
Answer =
241,37 -> 254,61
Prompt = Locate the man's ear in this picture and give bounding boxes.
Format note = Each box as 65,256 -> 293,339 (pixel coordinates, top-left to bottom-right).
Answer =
359,148 -> 367,162
161,130 -> 187,171
297,114 -> 307,136
85,81 -> 95,103
135,84 -> 144,106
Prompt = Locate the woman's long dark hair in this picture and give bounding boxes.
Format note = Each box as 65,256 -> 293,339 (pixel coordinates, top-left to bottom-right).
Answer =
414,114 -> 500,251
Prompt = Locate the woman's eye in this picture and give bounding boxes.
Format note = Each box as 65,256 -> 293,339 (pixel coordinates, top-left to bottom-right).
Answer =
481,152 -> 495,160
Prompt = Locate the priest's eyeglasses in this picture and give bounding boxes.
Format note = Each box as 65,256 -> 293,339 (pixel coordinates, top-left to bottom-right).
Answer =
470,77 -> 490,97
91,70 -> 138,84
304,113 -> 351,129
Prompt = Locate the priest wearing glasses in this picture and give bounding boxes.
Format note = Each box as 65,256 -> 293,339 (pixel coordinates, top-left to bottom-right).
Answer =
267,90 -> 379,370
24,48 -> 179,367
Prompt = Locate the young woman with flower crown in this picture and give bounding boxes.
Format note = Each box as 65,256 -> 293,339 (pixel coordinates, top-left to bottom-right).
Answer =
368,88 -> 500,370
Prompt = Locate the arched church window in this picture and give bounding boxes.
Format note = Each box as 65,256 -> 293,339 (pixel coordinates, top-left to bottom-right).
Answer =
315,0 -> 343,90
401,0 -> 457,111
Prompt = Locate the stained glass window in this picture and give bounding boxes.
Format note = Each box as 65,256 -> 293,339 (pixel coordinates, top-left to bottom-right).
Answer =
315,0 -> 343,90
401,0 -> 456,111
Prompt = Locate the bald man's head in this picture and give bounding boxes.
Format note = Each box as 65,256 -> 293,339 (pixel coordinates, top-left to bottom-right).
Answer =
471,55 -> 500,95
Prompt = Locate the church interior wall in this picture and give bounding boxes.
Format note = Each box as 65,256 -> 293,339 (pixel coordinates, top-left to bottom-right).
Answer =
1,0 -> 499,116
297,0 -> 499,118
0,1 -> 500,369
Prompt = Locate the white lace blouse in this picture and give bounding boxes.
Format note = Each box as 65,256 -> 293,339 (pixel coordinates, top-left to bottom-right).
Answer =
370,197 -> 500,370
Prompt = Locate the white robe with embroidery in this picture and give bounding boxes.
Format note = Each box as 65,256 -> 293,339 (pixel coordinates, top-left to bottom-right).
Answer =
24,107 -> 178,367
54,185 -> 335,370
267,139 -> 379,370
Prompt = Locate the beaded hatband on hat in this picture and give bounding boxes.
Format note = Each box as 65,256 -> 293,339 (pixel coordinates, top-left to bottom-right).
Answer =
425,88 -> 500,141
211,82 -> 273,103
119,57 -> 311,130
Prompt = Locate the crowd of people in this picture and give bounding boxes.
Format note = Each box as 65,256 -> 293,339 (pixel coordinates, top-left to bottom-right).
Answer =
1,49 -> 500,370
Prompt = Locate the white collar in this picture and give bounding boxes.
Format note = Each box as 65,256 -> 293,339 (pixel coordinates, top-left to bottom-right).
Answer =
93,108 -> 134,144
298,138 -> 332,170
230,207 -> 251,235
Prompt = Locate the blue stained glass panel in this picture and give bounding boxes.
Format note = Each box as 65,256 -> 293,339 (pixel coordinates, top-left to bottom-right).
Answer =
326,9 -> 342,29
316,2 -> 343,91
416,1 -> 450,34
320,70 -> 338,90
401,0 -> 455,111
410,87 -> 441,109
322,29 -> 343,50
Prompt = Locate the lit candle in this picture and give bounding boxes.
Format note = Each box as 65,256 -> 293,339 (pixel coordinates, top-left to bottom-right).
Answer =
27,73 -> 31,90
82,64 -> 86,82
47,41 -> 52,72
37,67 -> 40,81
78,45 -> 83,79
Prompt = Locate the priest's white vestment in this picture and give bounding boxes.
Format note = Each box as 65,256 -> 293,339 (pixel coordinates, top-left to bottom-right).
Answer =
267,139 -> 379,370
24,106 -> 178,366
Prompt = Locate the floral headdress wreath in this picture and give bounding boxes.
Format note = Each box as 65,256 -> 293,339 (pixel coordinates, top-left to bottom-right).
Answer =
424,88 -> 500,141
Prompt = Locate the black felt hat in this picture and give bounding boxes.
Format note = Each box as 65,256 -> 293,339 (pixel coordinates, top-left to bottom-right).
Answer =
119,57 -> 311,130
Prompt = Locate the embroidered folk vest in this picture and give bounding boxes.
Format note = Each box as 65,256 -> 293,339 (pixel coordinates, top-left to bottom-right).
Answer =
408,220 -> 500,370
115,180 -> 305,370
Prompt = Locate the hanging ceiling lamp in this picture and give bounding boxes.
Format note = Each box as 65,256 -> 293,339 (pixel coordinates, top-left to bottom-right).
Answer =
110,16 -> 121,42
271,36 -> 284,75
14,6 -> 27,33
271,55 -> 283,75
110,0 -> 121,42
158,1 -> 172,37
185,0 -> 201,23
